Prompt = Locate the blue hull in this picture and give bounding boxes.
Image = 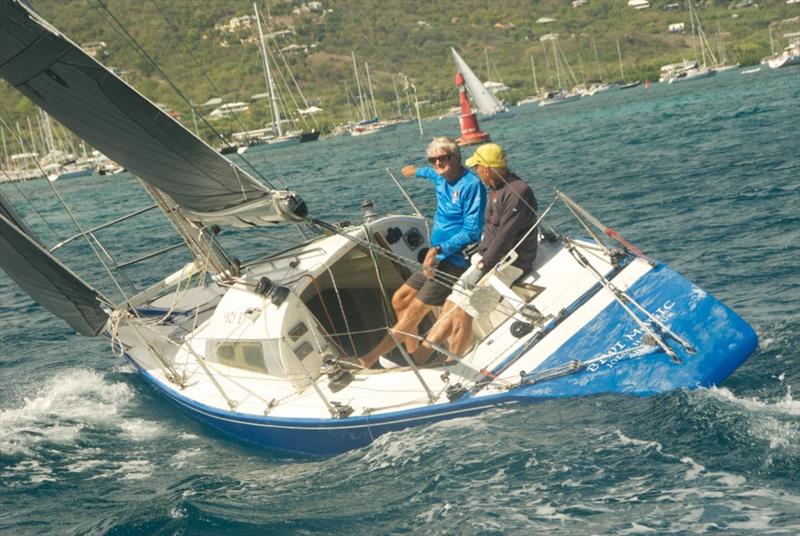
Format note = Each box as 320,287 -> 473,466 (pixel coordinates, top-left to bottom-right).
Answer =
126,264 -> 757,456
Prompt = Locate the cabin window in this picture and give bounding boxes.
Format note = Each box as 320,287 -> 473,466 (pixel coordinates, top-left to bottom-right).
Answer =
208,341 -> 269,373
294,341 -> 314,361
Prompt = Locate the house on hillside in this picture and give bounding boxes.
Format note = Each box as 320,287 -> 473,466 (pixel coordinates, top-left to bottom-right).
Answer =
280,44 -> 308,54
209,102 -> 249,120
81,41 -> 107,58
668,22 -> 685,33
215,15 -> 255,33
628,0 -> 650,10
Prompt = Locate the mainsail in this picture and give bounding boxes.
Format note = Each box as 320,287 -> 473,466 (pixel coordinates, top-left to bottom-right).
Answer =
450,48 -> 507,117
0,0 -> 307,227
0,190 -> 108,336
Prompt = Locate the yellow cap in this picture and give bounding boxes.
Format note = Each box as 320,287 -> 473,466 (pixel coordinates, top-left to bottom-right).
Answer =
465,143 -> 507,168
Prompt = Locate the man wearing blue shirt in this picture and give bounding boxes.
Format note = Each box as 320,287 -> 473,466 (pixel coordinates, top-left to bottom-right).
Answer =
358,137 -> 486,368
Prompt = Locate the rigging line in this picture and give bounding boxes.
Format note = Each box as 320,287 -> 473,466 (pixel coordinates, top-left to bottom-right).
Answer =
563,237 -> 694,353
3,107 -> 134,310
264,42 -> 307,131
563,241 -> 682,364
0,115 -> 64,243
385,167 -> 425,220
45,178 -> 135,309
268,31 -> 319,129
139,181 -> 227,274
88,232 -> 139,295
387,330 -> 438,403
92,0 -> 278,191
0,179 -> 61,244
310,286 -> 354,361
310,219 -> 463,290
329,1 -> 422,102
324,267 -> 359,358
363,225 -> 394,324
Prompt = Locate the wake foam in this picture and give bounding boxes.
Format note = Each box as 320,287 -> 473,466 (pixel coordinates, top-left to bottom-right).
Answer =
0,369 -> 137,457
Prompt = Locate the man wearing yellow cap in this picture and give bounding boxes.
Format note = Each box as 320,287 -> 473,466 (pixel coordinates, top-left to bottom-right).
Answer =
415,142 -> 539,359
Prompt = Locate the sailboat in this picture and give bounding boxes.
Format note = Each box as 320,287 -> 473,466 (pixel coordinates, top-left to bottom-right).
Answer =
450,48 -> 514,120
765,31 -> 800,69
480,47 -> 510,95
517,55 -> 546,106
537,34 -> 582,107
237,3 -> 319,154
661,1 -> 717,84
713,22 -> 739,72
615,40 -> 641,90
0,0 -> 758,457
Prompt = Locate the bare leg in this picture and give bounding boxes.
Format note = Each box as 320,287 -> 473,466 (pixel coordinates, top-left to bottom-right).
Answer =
358,298 -> 433,368
411,301 -> 457,364
391,284 -> 419,351
448,307 -> 474,357
391,284 -> 417,314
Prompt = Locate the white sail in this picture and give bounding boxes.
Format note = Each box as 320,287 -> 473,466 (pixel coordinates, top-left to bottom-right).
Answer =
450,48 -> 507,117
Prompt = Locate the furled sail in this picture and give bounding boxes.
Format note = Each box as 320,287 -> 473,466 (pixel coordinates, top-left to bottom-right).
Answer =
450,48 -> 507,117
0,210 -> 109,336
0,0 -> 307,227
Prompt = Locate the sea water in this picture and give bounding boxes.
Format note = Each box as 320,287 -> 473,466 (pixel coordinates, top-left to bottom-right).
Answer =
1,67 -> 798,534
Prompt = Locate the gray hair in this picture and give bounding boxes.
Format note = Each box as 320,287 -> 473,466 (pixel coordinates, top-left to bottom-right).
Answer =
426,136 -> 461,161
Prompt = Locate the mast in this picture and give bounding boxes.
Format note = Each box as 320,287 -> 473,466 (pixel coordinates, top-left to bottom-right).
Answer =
688,0 -> 699,65
1,125 -> 8,169
769,26 -> 775,55
542,41 -> 552,88
364,62 -> 378,119
391,75 -> 402,118
27,117 -> 41,159
530,55 -> 539,94
616,39 -> 625,82
351,51 -> 367,121
553,37 -> 562,90
591,37 -> 603,81
254,2 -> 282,137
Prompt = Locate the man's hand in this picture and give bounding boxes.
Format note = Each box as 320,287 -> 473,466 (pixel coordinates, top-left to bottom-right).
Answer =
423,246 -> 439,279
401,164 -> 416,178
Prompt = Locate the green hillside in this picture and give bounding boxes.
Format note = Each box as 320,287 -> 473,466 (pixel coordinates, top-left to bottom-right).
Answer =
1,0 -> 798,148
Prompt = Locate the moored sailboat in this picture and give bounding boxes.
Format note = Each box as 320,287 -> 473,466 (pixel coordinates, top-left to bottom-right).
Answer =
0,0 -> 758,457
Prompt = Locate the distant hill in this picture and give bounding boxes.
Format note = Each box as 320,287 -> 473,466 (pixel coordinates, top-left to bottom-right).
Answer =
1,0 -> 798,148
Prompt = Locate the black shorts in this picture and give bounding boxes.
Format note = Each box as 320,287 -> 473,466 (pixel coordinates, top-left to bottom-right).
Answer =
405,261 -> 466,306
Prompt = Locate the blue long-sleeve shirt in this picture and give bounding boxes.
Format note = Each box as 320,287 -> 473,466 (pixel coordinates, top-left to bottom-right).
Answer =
416,166 -> 486,268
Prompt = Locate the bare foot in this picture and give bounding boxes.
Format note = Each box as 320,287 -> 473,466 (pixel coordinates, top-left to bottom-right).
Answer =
358,355 -> 379,369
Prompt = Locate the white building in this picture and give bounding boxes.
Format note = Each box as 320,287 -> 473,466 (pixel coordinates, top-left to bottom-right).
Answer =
209,102 -> 250,120
668,23 -> 685,33
628,0 -> 650,10
81,41 -> 107,57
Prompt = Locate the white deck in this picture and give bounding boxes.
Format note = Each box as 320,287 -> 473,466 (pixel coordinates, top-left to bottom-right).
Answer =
121,223 -> 653,420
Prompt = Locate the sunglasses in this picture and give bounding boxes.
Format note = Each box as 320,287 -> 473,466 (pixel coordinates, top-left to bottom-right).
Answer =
427,154 -> 452,165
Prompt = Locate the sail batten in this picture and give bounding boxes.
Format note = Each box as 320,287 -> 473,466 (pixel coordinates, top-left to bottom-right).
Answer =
0,0 -> 307,226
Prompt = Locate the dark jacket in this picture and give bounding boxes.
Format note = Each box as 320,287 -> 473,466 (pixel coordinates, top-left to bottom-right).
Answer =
479,173 -> 538,272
